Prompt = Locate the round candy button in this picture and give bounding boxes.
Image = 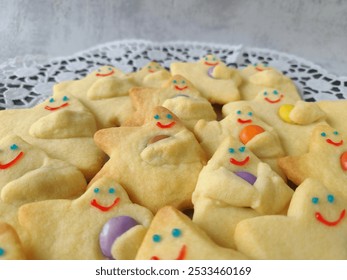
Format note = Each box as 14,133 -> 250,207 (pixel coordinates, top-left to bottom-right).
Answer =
239,125 -> 265,144
278,104 -> 295,123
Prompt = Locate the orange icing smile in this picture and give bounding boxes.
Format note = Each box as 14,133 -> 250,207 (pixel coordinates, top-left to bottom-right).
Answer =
0,151 -> 24,169
96,70 -> 115,77
204,61 -> 219,66
315,209 -> 346,226
237,118 -> 252,124
264,95 -> 284,104
90,197 -> 120,212
151,244 -> 187,260
230,156 -> 250,166
174,85 -> 188,91
156,122 -> 176,129
44,103 -> 69,111
326,139 -> 344,146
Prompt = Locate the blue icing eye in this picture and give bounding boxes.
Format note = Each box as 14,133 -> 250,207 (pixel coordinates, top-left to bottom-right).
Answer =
0,247 -> 5,256
152,234 -> 161,243
49,98 -> 55,103
236,110 -> 242,115
10,144 -> 18,150
62,96 -> 69,101
154,114 -> 160,120
172,228 -> 182,238
327,194 -> 334,203
228,148 -> 235,154
167,114 -> 173,119
205,57 -> 208,61
212,57 -> 216,61
108,187 -> 115,194
254,63 -> 258,66
239,146 -> 246,153
263,91 -> 268,96
173,80 -> 177,84
273,90 -> 279,95
321,132 -> 327,137
312,197 -> 319,204
263,63 -> 268,67
333,131 -> 339,135
108,67 -> 112,70
181,80 -> 186,84
93,188 -> 100,194
247,112 -> 253,116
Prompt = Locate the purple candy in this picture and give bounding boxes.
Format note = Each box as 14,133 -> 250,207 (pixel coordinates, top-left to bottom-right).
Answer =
99,216 -> 139,259
234,171 -> 257,185
207,66 -> 215,78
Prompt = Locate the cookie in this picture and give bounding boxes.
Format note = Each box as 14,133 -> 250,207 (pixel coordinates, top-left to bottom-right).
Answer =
279,124 -> 347,199
92,106 -> 207,213
135,206 -> 248,260
18,177 -> 153,259
192,136 -> 293,248
0,134 -> 86,204
194,104 -> 285,175
0,95 -> 105,181
126,75 -> 216,130
170,54 -> 241,104
222,89 -> 327,156
239,63 -> 301,100
53,65 -> 134,128
234,178 -> 347,259
0,222 -> 26,260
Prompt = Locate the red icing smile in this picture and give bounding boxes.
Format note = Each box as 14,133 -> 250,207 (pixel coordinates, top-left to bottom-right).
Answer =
230,156 -> 250,166
151,245 -> 187,260
204,62 -> 219,66
255,67 -> 266,72
237,118 -> 252,124
148,70 -> 155,73
156,122 -> 176,129
326,139 -> 343,146
44,103 -> 69,111
91,197 -> 120,212
174,85 -> 188,91
0,151 -> 24,169
264,95 -> 284,104
96,70 -> 115,77
315,209 -> 346,226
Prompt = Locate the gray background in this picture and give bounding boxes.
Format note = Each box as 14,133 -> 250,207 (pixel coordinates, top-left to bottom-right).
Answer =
1,0 -> 346,76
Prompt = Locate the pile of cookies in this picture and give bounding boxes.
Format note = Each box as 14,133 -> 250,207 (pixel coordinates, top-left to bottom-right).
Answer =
1,55 -> 347,260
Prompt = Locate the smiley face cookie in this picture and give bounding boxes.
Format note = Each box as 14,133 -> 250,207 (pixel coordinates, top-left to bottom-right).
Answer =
239,63 -> 301,100
0,222 -> 26,260
222,89 -> 327,156
135,206 -> 248,260
92,106 -> 207,213
235,178 -> 347,259
0,95 -> 105,181
192,136 -> 293,248
53,65 -> 134,128
279,124 -> 347,200
18,177 -> 153,259
170,55 -> 241,104
0,134 -> 86,205
127,75 -> 216,130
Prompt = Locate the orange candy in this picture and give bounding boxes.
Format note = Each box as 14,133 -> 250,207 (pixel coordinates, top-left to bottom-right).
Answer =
340,152 -> 347,171
239,125 -> 265,144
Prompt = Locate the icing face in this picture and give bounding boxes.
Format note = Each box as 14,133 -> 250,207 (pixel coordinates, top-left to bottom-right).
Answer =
320,130 -> 344,147
262,90 -> 284,104
201,54 -> 220,67
95,66 -> 117,77
311,194 -> 346,227
235,109 -> 253,124
0,144 -> 24,170
90,186 -> 120,212
253,63 -> 269,72
171,77 -> 189,92
44,96 -> 70,111
154,113 -> 176,129
146,62 -> 163,73
228,145 -> 250,166
150,228 -> 187,260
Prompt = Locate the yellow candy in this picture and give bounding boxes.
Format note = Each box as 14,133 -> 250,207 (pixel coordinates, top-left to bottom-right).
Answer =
278,104 -> 295,124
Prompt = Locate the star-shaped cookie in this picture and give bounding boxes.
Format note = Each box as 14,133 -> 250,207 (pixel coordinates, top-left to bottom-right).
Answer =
135,206 -> 248,260
92,106 -> 207,213
171,54 -> 241,104
127,75 -> 216,130
222,89 -> 327,156
18,177 -> 153,259
192,136 -> 293,248
235,178 -> 347,259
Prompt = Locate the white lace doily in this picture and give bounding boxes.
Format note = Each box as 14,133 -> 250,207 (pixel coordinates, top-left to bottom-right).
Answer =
0,39 -> 346,109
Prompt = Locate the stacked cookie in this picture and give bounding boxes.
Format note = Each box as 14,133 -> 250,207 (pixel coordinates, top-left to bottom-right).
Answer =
1,55 -> 347,260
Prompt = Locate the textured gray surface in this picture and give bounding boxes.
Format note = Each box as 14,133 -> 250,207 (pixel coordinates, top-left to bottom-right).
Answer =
1,0 -> 346,76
